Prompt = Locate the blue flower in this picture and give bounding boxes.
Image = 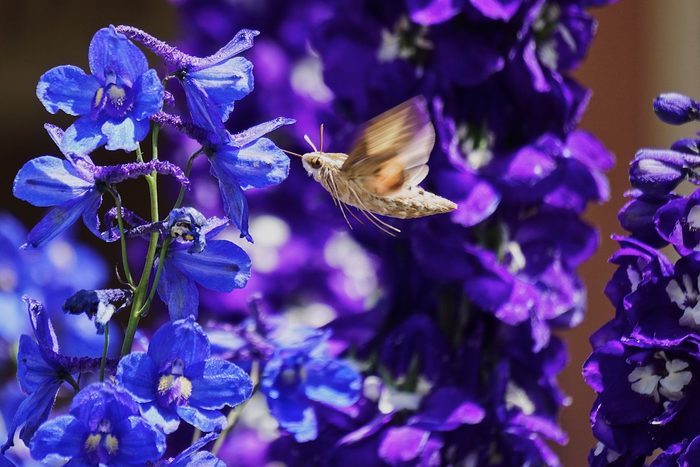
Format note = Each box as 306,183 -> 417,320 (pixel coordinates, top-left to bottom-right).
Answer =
30,382 -> 165,465
156,210 -> 251,319
207,118 -> 293,241
260,326 -> 362,442
116,316 -> 253,434
2,298 -> 110,454
155,431 -> 224,466
37,26 -> 163,154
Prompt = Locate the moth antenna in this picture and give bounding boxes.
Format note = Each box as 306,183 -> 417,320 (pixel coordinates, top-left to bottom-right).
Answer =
320,124 -> 325,153
282,149 -> 303,158
303,134 -> 318,152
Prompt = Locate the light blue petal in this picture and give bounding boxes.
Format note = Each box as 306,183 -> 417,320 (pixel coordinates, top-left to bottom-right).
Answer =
212,138 -> 289,190
13,156 -> 94,207
156,258 -> 200,320
176,406 -> 226,433
112,416 -> 166,464
182,80 -> 228,145
17,335 -> 57,394
62,117 -> 106,155
88,26 -> 148,84
304,358 -> 362,407
28,415 -> 85,461
141,402 -> 180,435
36,65 -> 100,116
0,293 -> 25,341
24,195 -> 94,248
209,161 -> 251,242
101,116 -> 150,152
3,382 -> 61,452
171,240 -> 251,292
148,317 -> 210,368
132,69 -> 164,120
171,451 -> 225,467
230,117 -> 295,148
187,56 -> 253,123
187,359 -> 252,410
116,352 -> 157,403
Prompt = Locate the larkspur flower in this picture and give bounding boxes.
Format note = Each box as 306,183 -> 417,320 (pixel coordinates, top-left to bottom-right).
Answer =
37,26 -> 164,153
117,316 -> 253,433
29,382 -> 165,465
63,288 -> 132,333
261,326 -> 362,442
13,125 -> 188,248
156,209 -> 251,319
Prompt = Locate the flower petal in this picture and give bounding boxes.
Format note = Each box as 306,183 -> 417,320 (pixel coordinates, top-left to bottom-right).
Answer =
148,317 -> 211,368
24,195 -> 95,248
81,193 -> 106,241
212,138 -> 289,190
156,258 -> 200,320
176,405 -> 227,433
2,381 -> 62,453
88,26 -> 148,84
13,156 -> 94,207
171,240 -> 251,292
182,80 -> 228,145
141,402 -> 180,434
171,451 -> 225,467
101,117 -> 150,152
187,359 -> 253,410
116,352 -> 157,403
61,116 -> 107,156
112,416 -> 166,464
36,65 -> 100,116
186,56 -> 253,123
266,388 -> 318,442
230,117 -> 295,148
304,358 -> 361,407
28,415 -> 85,461
209,161 -> 251,241
17,336 -> 57,394
132,69 -> 164,120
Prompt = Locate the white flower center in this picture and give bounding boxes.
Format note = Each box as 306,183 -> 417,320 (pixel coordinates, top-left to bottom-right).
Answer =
666,274 -> 700,329
627,353 -> 692,403
687,205 -> 700,230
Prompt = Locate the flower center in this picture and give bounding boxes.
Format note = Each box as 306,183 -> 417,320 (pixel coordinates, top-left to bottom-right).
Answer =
93,71 -> 134,119
666,274 -> 700,329
627,352 -> 692,403
157,358 -> 193,406
378,16 -> 431,66
84,418 -> 119,459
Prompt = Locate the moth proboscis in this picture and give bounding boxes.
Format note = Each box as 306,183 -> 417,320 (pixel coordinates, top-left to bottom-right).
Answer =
284,96 -> 457,236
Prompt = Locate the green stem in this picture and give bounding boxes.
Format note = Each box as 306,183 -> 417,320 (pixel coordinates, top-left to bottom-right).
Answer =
136,144 -> 144,163
108,188 -> 135,287
137,236 -> 173,316
173,148 -> 204,210
99,324 -> 110,382
152,124 -> 160,160
212,360 -> 260,455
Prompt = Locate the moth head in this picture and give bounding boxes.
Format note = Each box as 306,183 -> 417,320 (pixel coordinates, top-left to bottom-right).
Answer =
302,153 -> 323,175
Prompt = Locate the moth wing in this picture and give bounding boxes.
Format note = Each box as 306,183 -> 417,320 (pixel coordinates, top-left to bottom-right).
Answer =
342,96 -> 435,196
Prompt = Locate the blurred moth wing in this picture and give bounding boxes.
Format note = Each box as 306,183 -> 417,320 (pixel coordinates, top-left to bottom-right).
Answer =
298,96 -> 457,235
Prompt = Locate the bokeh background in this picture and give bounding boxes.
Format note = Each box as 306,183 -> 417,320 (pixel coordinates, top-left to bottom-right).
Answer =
0,0 -> 699,463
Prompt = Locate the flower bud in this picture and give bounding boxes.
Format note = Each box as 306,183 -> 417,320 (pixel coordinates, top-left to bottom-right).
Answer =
653,93 -> 700,125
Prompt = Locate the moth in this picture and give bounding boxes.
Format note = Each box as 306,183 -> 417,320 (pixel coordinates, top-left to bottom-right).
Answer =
286,96 -> 457,235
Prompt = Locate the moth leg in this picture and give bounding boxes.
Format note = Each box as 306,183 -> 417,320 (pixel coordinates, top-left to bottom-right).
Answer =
327,173 -> 354,229
348,186 -> 400,235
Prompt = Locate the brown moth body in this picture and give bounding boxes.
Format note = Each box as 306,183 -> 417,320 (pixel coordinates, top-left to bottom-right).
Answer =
296,97 -> 457,234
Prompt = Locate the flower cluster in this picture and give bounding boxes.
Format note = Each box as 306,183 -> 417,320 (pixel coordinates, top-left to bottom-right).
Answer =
172,0 -> 615,464
586,93 -> 700,465
0,22 -> 356,465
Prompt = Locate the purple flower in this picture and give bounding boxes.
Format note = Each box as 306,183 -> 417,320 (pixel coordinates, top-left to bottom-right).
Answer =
654,93 -> 700,125
29,382 -> 165,465
37,26 -> 163,153
116,316 -> 253,433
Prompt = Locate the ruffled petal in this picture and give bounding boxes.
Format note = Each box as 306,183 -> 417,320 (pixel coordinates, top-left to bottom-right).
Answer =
156,258 -> 200,321
132,69 -> 164,120
28,415 -> 85,461
171,240 -> 251,292
36,65 -> 100,116
176,405 -> 227,433
209,161 -> 251,241
212,137 -> 289,190
112,416 -> 166,464
13,156 -> 94,207
140,402 -> 180,435
186,56 -> 253,123
24,194 -> 95,248
304,358 -> 361,407
116,352 -> 157,403
148,316 -> 211,368
88,26 -> 148,84
101,116 -> 150,152
187,359 -> 252,410
61,116 -> 107,156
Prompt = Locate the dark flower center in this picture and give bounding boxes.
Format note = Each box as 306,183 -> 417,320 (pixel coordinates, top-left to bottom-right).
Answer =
83,417 -> 119,462
93,71 -> 135,119
157,358 -> 193,407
